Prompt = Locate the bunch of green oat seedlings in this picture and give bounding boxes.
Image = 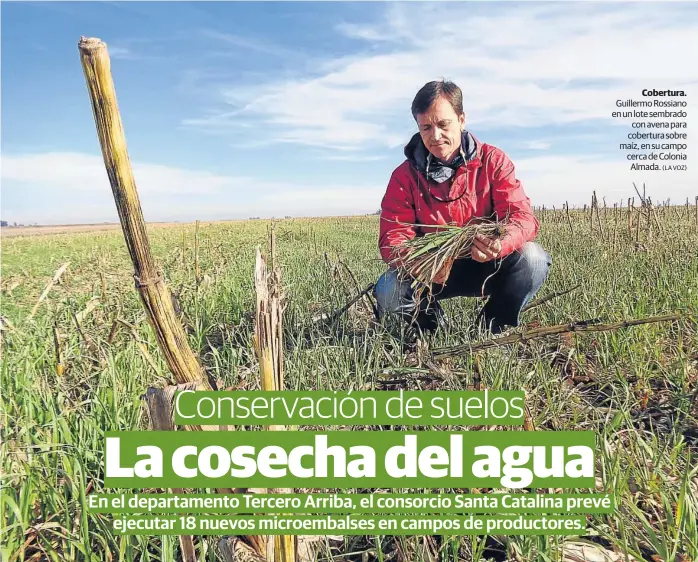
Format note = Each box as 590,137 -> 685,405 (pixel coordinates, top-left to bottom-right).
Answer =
391,219 -> 506,293
2,208 -> 698,562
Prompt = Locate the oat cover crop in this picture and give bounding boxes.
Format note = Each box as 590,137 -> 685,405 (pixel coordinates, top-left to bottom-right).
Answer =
1,201 -> 697,561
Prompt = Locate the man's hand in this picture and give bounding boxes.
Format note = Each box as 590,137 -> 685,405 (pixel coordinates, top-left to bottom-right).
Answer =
404,251 -> 453,285
471,234 -> 503,263
432,256 -> 454,285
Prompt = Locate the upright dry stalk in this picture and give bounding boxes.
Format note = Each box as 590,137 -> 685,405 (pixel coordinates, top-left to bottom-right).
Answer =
618,200 -> 623,242
635,205 -> 641,244
595,203 -> 604,238
53,324 -> 64,377
254,247 -> 284,407
593,191 -> 604,238
565,202 -> 574,234
253,241 -> 296,562
627,198 -> 633,235
144,389 -> 197,562
651,200 -> 663,234
107,317 -> 120,345
194,219 -> 201,290
78,37 -> 210,389
79,37 -> 273,561
220,538 -> 266,562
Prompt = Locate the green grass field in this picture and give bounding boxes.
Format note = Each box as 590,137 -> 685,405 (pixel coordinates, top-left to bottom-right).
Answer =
1,204 -> 697,562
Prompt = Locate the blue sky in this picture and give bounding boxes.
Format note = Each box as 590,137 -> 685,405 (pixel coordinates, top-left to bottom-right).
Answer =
2,1 -> 697,225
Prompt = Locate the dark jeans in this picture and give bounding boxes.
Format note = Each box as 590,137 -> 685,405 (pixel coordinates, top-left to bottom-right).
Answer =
373,242 -> 552,333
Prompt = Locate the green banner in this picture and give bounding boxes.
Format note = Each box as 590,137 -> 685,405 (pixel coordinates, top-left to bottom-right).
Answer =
104,430 -> 595,489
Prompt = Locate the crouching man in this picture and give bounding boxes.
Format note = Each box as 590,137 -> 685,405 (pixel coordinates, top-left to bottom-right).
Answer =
374,80 -> 552,335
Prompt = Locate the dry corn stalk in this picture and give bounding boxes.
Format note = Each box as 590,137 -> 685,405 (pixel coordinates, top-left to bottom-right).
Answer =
253,244 -> 296,562
78,37 -> 210,389
254,246 -> 285,411
253,238 -> 340,562
75,296 -> 100,324
220,537 -> 266,562
53,324 -> 64,377
432,313 -> 682,358
29,262 -> 69,319
144,388 -> 197,562
78,36 -> 268,559
561,540 -> 639,562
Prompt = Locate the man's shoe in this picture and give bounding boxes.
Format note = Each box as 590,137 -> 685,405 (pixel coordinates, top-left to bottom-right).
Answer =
414,301 -> 449,333
470,306 -> 508,339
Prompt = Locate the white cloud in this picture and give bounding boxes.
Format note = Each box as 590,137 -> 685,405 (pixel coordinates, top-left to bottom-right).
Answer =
521,141 -> 552,151
1,152 -> 384,224
6,4 -> 698,225
4,149 -> 693,225
314,154 -> 388,162
513,154 -> 698,208
201,29 -> 301,60
1,152 -> 261,195
257,186 -> 382,217
184,3 -> 698,154
108,46 -> 136,60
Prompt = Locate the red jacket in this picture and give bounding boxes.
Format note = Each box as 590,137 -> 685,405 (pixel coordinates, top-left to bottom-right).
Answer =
379,132 -> 539,265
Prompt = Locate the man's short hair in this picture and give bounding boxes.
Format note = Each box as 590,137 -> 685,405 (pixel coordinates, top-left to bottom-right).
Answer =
411,80 -> 464,119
